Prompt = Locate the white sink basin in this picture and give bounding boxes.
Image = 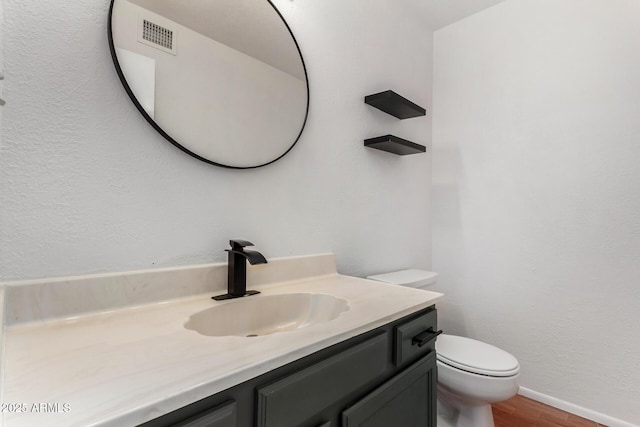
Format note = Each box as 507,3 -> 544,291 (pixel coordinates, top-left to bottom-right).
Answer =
185,293 -> 349,337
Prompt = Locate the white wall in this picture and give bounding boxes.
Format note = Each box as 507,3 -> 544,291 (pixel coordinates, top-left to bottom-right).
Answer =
432,0 -> 640,424
0,0 -> 433,282
0,0 -> 5,406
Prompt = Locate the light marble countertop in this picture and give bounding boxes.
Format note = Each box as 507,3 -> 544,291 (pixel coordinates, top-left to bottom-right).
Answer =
1,256 -> 442,427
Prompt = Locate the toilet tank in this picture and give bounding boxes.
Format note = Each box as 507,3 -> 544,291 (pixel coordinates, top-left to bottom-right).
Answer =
367,269 -> 438,290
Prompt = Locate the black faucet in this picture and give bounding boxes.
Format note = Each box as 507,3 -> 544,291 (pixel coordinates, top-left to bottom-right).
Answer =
212,239 -> 268,301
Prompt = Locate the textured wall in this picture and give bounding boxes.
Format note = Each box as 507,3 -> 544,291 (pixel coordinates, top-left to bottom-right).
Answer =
432,0 -> 640,424
0,0 -> 433,281
0,0 -> 5,406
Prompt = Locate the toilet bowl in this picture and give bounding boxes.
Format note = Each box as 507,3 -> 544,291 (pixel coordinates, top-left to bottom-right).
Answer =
436,334 -> 519,427
367,269 -> 520,427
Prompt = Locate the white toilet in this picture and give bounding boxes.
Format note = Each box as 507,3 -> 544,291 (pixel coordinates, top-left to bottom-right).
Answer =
367,269 -> 520,427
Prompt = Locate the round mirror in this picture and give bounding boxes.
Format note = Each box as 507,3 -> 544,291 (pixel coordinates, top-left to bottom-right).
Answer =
108,0 -> 309,169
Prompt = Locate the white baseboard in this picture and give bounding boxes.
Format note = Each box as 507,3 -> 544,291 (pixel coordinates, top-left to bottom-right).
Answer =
518,387 -> 639,427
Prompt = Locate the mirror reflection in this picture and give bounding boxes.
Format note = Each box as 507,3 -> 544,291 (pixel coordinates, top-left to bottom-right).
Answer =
109,0 -> 309,168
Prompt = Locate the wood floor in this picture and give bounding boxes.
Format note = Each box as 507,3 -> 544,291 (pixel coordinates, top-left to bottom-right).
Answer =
492,395 -> 607,427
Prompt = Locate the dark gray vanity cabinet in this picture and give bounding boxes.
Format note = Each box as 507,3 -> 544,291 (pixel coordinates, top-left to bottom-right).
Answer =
141,306 -> 438,427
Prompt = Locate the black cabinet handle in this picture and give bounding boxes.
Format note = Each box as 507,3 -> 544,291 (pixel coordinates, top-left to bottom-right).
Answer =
411,328 -> 443,347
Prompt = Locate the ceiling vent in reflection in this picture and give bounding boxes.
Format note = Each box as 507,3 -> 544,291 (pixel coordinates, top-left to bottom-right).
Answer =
138,16 -> 177,55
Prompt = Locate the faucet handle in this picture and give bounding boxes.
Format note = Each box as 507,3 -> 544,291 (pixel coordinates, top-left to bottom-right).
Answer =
230,239 -> 254,251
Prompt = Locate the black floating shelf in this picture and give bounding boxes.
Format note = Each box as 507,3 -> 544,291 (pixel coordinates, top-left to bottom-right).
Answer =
364,90 -> 426,119
364,135 -> 426,156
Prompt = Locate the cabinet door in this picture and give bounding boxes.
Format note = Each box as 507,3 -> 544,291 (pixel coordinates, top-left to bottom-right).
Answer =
342,352 -> 437,427
257,333 -> 388,427
174,400 -> 237,427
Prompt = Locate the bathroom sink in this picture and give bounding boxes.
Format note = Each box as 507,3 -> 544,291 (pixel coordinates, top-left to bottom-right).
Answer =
185,293 -> 349,337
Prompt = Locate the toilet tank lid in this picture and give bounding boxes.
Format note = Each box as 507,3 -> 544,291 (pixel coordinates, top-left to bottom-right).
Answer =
367,269 -> 438,288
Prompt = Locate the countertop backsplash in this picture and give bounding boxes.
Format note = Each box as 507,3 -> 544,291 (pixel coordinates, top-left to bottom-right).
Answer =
2,253 -> 337,327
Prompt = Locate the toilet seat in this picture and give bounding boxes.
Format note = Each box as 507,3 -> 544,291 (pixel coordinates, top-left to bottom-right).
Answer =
436,334 -> 520,377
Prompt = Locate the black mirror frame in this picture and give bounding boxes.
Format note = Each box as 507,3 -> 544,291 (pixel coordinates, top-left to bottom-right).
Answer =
107,0 -> 310,169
